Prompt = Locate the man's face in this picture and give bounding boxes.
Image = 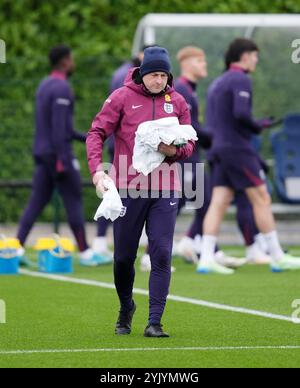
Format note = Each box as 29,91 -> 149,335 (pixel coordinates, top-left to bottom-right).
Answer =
183,55 -> 208,79
242,51 -> 259,73
62,54 -> 76,77
142,72 -> 169,94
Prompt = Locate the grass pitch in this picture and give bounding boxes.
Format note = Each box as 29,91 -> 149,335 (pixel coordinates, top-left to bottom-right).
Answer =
1,246 -> 300,368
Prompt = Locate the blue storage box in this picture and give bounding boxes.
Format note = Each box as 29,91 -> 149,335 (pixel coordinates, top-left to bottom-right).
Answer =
35,237 -> 74,274
38,249 -> 73,274
0,250 -> 19,275
0,238 -> 21,275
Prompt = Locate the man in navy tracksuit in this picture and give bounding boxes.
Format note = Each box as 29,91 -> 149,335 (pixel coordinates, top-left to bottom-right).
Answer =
87,47 -> 195,337
17,45 -> 111,266
198,38 -> 300,274
94,49 -> 147,258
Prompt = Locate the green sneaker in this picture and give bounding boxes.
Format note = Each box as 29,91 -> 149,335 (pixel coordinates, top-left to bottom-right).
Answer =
80,253 -> 113,267
271,254 -> 300,273
196,261 -> 235,275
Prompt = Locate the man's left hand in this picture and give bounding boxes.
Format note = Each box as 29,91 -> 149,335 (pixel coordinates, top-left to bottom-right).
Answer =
158,142 -> 177,157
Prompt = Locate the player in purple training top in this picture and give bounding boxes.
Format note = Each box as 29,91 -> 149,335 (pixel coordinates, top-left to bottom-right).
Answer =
174,46 -> 270,268
16,45 -> 112,267
197,38 -> 300,274
173,46 -> 248,269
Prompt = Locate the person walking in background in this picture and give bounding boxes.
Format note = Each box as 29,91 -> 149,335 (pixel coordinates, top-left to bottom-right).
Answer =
17,45 -> 112,267
173,46 -> 246,270
198,38 -> 300,274
174,46 -> 270,269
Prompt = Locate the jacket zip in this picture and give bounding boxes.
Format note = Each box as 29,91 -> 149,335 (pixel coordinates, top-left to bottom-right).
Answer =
149,96 -> 156,191
152,96 -> 156,120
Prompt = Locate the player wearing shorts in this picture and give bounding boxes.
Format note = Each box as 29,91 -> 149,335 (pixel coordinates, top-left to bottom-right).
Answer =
197,38 -> 300,274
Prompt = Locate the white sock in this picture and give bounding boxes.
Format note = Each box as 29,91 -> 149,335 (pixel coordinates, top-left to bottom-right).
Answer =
263,231 -> 284,262
180,236 -> 194,246
255,233 -> 269,254
79,248 -> 93,261
17,247 -> 25,256
194,234 -> 202,255
141,254 -> 151,268
246,243 -> 259,258
92,237 -> 107,253
200,235 -> 217,267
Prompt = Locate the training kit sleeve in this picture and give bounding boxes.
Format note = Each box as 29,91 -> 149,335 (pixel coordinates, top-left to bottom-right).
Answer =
86,89 -> 124,176
51,83 -> 75,167
71,129 -> 87,142
232,75 -> 263,135
175,80 -> 212,150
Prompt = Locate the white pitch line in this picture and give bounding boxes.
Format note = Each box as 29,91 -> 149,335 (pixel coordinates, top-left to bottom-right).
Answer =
20,269 -> 300,324
1,346 -> 300,356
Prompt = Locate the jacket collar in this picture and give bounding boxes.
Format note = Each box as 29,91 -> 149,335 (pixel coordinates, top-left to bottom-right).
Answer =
229,64 -> 247,73
50,70 -> 67,80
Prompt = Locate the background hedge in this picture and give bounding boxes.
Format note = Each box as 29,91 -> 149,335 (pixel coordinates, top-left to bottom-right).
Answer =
0,0 -> 299,223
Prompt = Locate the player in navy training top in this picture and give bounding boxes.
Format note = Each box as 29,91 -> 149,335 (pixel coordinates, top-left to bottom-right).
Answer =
197,38 -> 300,274
17,45 -> 112,267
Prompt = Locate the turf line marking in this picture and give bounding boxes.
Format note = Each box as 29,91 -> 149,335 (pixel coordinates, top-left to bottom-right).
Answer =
1,346 -> 300,356
20,269 -> 300,324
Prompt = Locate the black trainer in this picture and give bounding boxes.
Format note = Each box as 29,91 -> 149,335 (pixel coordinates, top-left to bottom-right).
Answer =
115,302 -> 136,335
144,324 -> 170,338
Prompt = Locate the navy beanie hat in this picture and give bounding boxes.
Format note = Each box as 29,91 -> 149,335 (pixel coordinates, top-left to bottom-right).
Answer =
140,46 -> 171,78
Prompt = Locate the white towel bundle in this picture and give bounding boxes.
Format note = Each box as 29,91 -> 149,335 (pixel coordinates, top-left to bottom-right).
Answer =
133,117 -> 197,176
94,179 -> 126,222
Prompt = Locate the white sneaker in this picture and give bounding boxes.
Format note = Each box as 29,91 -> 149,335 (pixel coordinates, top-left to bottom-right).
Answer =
246,243 -> 272,265
197,260 -> 235,275
175,237 -> 198,264
140,254 -> 176,273
215,250 -> 247,269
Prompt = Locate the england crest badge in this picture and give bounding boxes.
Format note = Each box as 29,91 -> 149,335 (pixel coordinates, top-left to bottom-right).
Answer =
164,103 -> 174,114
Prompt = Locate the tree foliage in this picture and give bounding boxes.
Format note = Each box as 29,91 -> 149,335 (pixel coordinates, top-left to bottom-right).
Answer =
0,0 -> 299,221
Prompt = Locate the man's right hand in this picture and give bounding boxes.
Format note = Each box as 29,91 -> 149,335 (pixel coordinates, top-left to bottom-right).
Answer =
259,117 -> 283,129
93,171 -> 111,197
